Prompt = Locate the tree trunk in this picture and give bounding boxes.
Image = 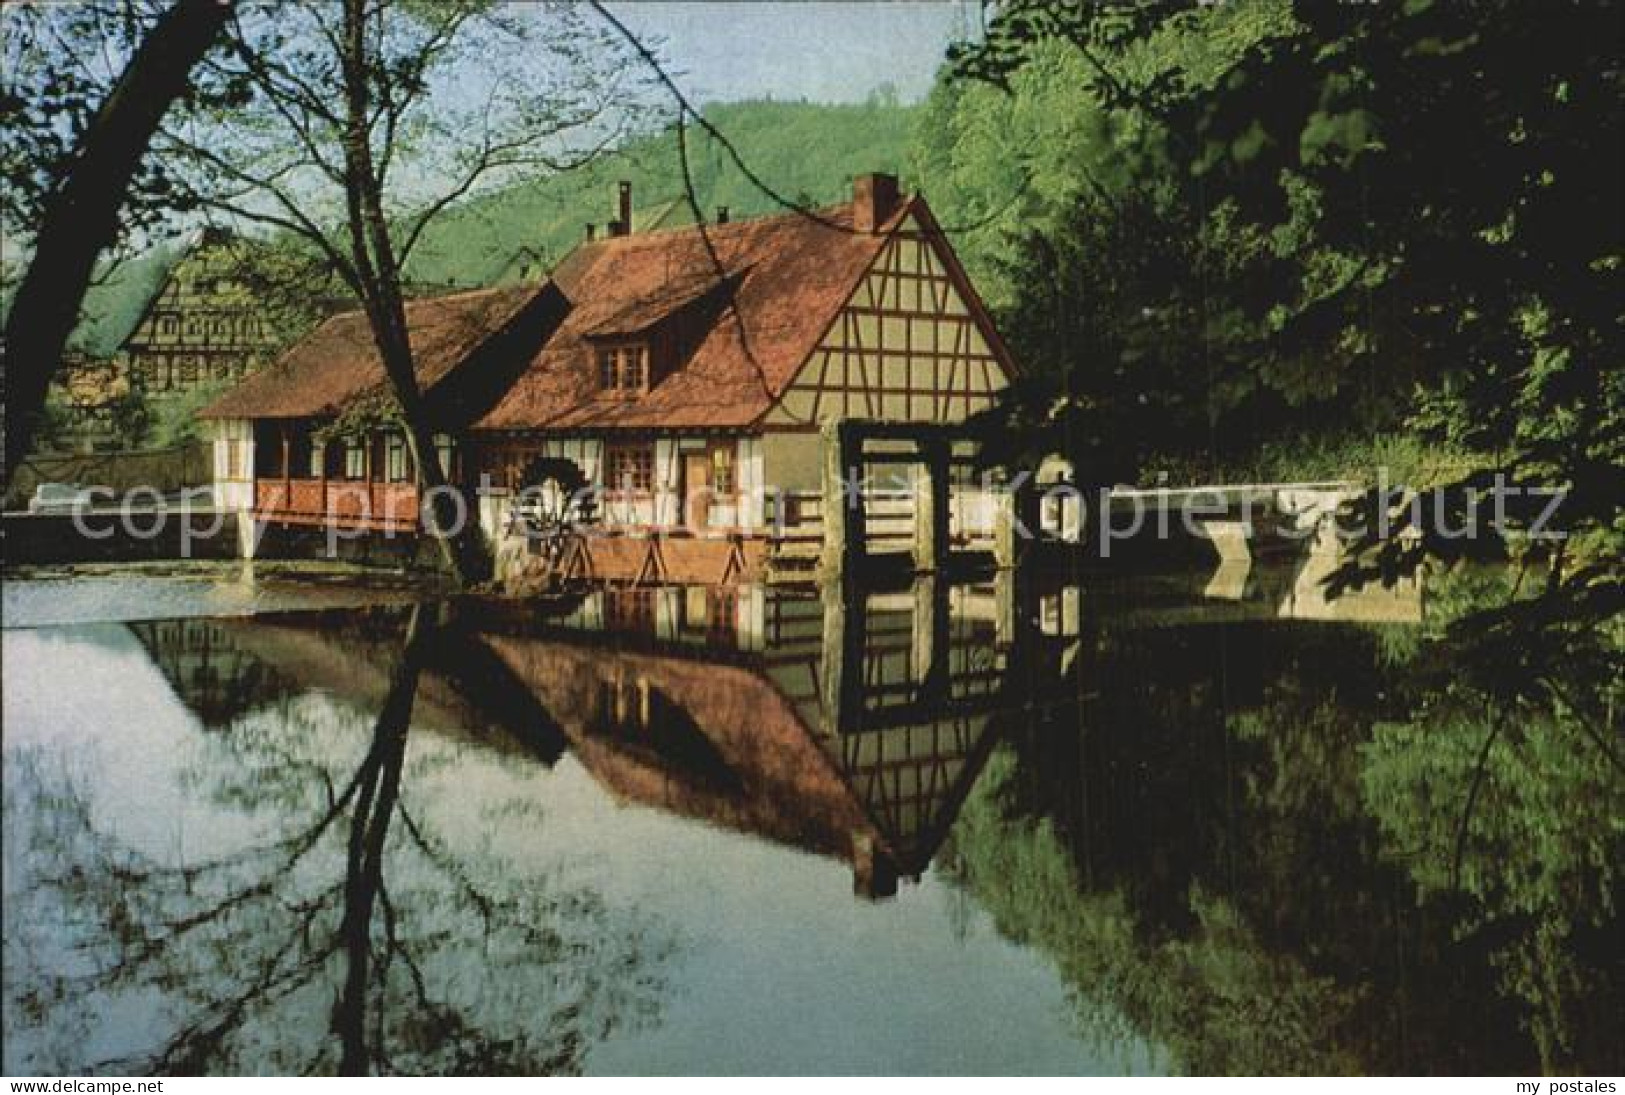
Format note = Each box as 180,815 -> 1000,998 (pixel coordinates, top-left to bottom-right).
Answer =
2,0 -> 233,487
338,0 -> 488,585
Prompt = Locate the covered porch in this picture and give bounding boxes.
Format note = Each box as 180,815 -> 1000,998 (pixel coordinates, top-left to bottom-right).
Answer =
249,419 -> 458,534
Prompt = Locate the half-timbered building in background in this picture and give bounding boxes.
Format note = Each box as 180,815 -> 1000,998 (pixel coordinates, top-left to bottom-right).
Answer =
124,227 -> 283,395
199,174 -> 1018,577
34,229 -> 284,453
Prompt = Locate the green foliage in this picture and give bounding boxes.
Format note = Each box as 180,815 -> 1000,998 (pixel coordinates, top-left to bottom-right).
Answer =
70,248 -> 179,357
934,0 -> 1621,536
1167,2 -> 1624,520
922,1 -> 1372,479
218,235 -> 351,354
32,382 -> 152,453
28,392 -> 82,454
3,229 -> 342,364
0,244 -> 182,360
0,2 -> 211,252
402,99 -> 919,287
147,380 -> 235,449
928,0 -> 1622,689
102,382 -> 154,449
1140,430 -> 1485,489
13,98 -> 916,365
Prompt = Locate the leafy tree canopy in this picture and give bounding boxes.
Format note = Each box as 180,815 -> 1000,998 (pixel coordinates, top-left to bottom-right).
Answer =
931,1 -> 1621,526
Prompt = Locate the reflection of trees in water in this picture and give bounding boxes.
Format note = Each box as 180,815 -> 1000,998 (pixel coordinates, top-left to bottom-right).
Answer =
3,606 -> 669,1075
1354,567 -> 1624,1073
940,587 -> 1622,1075
1362,705 -> 1621,1072
945,710 -> 1373,1072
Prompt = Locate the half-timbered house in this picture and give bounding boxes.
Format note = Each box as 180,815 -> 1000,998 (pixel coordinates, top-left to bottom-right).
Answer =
199,174 -> 1018,575
123,227 -> 283,395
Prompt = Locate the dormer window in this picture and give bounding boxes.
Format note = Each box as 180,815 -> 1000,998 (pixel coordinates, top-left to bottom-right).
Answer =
597,343 -> 648,394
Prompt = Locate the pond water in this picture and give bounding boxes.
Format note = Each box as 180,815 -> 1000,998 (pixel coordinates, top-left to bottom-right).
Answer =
2,565 -> 1620,1075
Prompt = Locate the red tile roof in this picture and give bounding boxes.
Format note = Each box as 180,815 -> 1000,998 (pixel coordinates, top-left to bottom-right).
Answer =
475,199 -> 906,431
201,196 -> 920,429
578,273 -> 722,339
198,285 -> 541,419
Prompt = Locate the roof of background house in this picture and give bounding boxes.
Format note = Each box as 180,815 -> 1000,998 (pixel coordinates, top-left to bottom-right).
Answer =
198,284 -> 540,419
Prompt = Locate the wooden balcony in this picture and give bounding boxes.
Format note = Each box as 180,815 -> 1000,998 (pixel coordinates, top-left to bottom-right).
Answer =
253,478 -> 420,533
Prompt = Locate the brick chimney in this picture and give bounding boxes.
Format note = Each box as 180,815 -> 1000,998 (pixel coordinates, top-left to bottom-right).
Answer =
852,172 -> 901,233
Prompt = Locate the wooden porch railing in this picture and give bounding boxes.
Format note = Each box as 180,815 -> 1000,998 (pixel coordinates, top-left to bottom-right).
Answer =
254,478 -> 420,532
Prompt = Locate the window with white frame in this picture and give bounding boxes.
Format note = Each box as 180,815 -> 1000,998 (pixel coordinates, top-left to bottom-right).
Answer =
605,444 -> 653,493
385,434 -> 409,482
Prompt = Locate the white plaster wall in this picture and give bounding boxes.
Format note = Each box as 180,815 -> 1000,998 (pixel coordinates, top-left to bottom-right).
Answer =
600,494 -> 657,527
737,436 -> 765,530
1036,454 -> 1082,542
499,434 -> 779,532
211,419 -> 254,510
527,436 -> 611,523
654,438 -> 681,527
568,592 -> 605,630
532,437 -> 603,483
950,487 -> 999,538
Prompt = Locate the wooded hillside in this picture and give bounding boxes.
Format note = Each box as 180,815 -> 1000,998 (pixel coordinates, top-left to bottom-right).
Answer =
37,98 -> 918,358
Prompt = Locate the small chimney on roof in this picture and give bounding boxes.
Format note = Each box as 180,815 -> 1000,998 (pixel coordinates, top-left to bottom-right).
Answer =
586,223 -> 596,242
716,206 -> 730,224
852,172 -> 901,234
612,180 -> 632,236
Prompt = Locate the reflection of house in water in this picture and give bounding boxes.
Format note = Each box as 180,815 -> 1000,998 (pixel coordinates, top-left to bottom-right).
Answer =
128,620 -> 290,731
127,565 -> 1417,899
476,578 -> 1083,898
130,611 -> 568,765
466,561 -> 1418,900
126,586 -> 1080,899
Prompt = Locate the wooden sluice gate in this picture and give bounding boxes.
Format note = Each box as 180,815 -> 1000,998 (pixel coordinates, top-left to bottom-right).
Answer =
781,419 -> 1365,583
774,419 -> 1015,583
